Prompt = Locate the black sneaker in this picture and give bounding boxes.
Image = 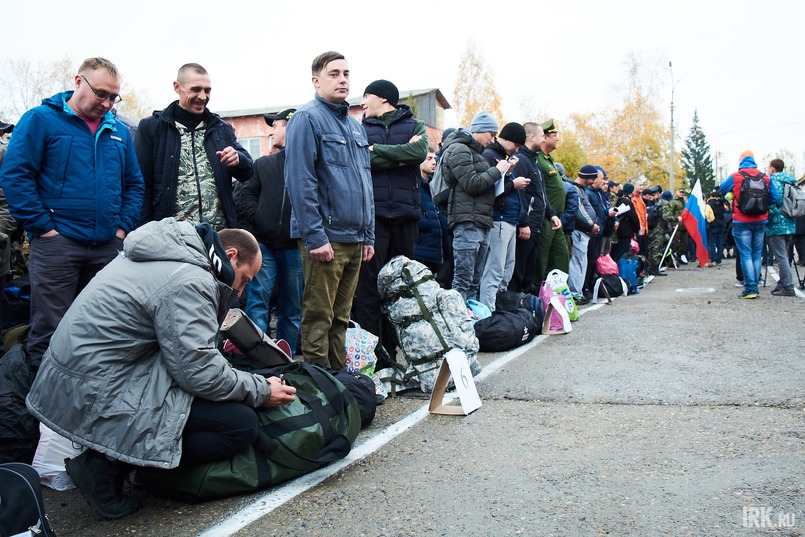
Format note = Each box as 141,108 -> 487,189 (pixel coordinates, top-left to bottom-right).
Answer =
771,287 -> 796,297
65,450 -> 139,519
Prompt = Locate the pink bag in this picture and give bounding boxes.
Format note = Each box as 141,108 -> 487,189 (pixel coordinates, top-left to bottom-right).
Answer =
596,254 -> 619,276
538,281 -> 572,334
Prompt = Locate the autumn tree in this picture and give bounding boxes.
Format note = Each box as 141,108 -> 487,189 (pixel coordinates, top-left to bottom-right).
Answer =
681,110 -> 715,194
452,40 -> 504,128
0,56 -> 153,124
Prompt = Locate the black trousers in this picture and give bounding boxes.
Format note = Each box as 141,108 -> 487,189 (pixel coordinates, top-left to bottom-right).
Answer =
352,217 -> 417,352
512,230 -> 541,292
180,398 -> 259,467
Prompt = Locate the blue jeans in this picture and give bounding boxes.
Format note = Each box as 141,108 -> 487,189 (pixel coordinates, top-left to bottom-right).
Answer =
452,223 -> 491,301
732,222 -> 766,293
707,225 -> 726,264
244,243 -> 303,354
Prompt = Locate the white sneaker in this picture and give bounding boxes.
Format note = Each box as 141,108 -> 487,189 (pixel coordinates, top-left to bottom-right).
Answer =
680,254 -> 688,264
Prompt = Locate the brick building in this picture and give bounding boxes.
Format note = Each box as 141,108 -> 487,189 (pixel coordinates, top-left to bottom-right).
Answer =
218,88 -> 451,158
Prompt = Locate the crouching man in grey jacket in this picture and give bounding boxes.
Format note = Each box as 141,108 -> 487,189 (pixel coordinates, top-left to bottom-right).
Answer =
26,218 -> 297,519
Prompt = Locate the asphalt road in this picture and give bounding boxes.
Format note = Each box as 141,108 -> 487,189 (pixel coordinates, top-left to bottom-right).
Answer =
41,258 -> 804,536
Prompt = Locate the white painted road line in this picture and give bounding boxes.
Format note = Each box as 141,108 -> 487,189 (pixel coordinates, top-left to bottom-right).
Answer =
197,303 -> 604,537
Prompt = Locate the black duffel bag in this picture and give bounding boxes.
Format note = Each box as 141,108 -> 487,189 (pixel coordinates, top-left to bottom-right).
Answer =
474,308 -> 539,352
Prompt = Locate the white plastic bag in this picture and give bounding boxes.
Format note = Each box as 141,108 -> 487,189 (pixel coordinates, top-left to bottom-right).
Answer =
32,423 -> 84,490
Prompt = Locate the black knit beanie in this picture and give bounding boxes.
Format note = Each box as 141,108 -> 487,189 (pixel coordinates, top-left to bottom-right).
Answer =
498,122 -> 526,145
363,79 -> 399,105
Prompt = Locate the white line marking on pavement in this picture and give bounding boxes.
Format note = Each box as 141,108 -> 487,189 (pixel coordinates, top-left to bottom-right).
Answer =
197,303 -> 604,537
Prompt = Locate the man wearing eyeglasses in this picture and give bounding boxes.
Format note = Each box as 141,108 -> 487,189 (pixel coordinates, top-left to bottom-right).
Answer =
0,57 -> 144,370
135,63 -> 253,231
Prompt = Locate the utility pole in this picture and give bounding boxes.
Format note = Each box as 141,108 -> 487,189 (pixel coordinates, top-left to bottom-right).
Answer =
669,61 -> 675,193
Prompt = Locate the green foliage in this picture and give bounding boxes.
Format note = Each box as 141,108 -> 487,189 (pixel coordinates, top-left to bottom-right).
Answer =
406,92 -> 419,118
681,110 -> 715,194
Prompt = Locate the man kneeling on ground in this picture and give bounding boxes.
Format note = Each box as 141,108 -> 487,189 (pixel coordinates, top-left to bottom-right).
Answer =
26,218 -> 297,519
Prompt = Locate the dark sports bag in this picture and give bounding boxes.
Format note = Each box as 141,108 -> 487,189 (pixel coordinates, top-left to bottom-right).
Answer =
139,362 -> 362,503
0,330 -> 40,465
737,170 -> 770,216
496,291 -> 546,329
496,290 -> 537,313
474,308 -> 539,352
594,274 -> 627,301
331,368 -> 377,430
0,462 -> 58,536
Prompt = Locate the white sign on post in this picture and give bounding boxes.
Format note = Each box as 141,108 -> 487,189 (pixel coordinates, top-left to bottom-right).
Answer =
428,348 -> 482,415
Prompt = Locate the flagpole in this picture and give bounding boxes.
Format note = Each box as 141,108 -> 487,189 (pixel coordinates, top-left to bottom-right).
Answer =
659,224 -> 679,272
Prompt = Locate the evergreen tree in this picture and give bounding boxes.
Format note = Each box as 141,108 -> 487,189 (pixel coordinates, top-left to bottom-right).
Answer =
681,110 -> 715,194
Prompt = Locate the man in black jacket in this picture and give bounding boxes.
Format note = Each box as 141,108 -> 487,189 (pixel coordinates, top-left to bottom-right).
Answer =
353,80 -> 428,354
234,109 -> 303,354
135,63 -> 254,230
511,122 -> 560,292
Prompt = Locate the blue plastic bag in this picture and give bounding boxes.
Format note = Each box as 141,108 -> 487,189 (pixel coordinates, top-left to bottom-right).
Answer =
618,257 -> 639,295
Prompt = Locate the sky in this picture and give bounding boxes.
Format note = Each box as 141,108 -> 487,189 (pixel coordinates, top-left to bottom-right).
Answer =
4,0 -> 804,177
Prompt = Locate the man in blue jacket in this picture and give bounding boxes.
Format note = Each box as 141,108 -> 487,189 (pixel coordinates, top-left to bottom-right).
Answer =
285,51 -> 375,370
135,63 -> 253,230
0,57 -> 144,369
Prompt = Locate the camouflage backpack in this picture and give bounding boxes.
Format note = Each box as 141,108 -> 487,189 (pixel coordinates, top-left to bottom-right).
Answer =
377,256 -> 480,394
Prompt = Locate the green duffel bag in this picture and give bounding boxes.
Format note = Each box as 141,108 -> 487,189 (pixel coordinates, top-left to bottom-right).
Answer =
139,362 -> 361,502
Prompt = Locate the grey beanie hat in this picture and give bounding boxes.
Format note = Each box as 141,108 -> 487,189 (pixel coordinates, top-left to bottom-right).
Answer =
470,111 -> 498,133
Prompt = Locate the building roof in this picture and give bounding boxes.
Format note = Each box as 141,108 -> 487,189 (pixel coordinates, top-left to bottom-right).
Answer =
218,88 -> 451,119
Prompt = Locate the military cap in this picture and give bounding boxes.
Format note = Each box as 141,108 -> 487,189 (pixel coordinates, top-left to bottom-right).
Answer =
263,108 -> 296,127
541,118 -> 558,135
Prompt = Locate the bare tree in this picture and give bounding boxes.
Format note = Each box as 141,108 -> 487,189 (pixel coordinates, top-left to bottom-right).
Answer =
0,56 -> 153,124
0,56 -> 74,121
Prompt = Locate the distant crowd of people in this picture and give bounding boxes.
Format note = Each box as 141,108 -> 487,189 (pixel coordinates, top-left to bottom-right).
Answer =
0,51 -> 801,519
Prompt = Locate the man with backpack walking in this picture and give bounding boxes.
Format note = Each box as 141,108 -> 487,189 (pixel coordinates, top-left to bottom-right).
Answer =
720,150 -> 780,299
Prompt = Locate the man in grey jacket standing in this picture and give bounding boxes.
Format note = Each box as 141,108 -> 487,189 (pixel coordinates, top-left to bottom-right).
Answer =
285,51 -> 374,370
26,219 -> 297,519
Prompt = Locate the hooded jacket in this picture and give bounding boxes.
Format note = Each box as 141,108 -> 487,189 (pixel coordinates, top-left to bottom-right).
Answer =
135,101 -> 254,228
440,129 -> 501,229
766,171 -> 797,236
719,155 -> 780,224
0,91 -> 144,243
26,218 -> 271,469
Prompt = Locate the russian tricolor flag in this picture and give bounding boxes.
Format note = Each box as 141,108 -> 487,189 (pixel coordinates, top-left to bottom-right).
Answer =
681,179 -> 710,267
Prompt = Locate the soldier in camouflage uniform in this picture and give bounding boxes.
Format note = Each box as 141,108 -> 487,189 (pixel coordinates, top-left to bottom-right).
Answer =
668,190 -> 689,262
135,63 -> 254,230
648,190 -> 679,273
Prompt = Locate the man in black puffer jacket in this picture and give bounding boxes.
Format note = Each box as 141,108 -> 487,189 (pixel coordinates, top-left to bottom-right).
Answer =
353,80 -> 428,355
234,109 -> 303,355
440,111 -> 517,301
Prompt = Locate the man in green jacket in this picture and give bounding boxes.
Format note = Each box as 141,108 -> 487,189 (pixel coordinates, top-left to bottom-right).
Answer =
535,118 -> 568,282
354,79 -> 428,354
